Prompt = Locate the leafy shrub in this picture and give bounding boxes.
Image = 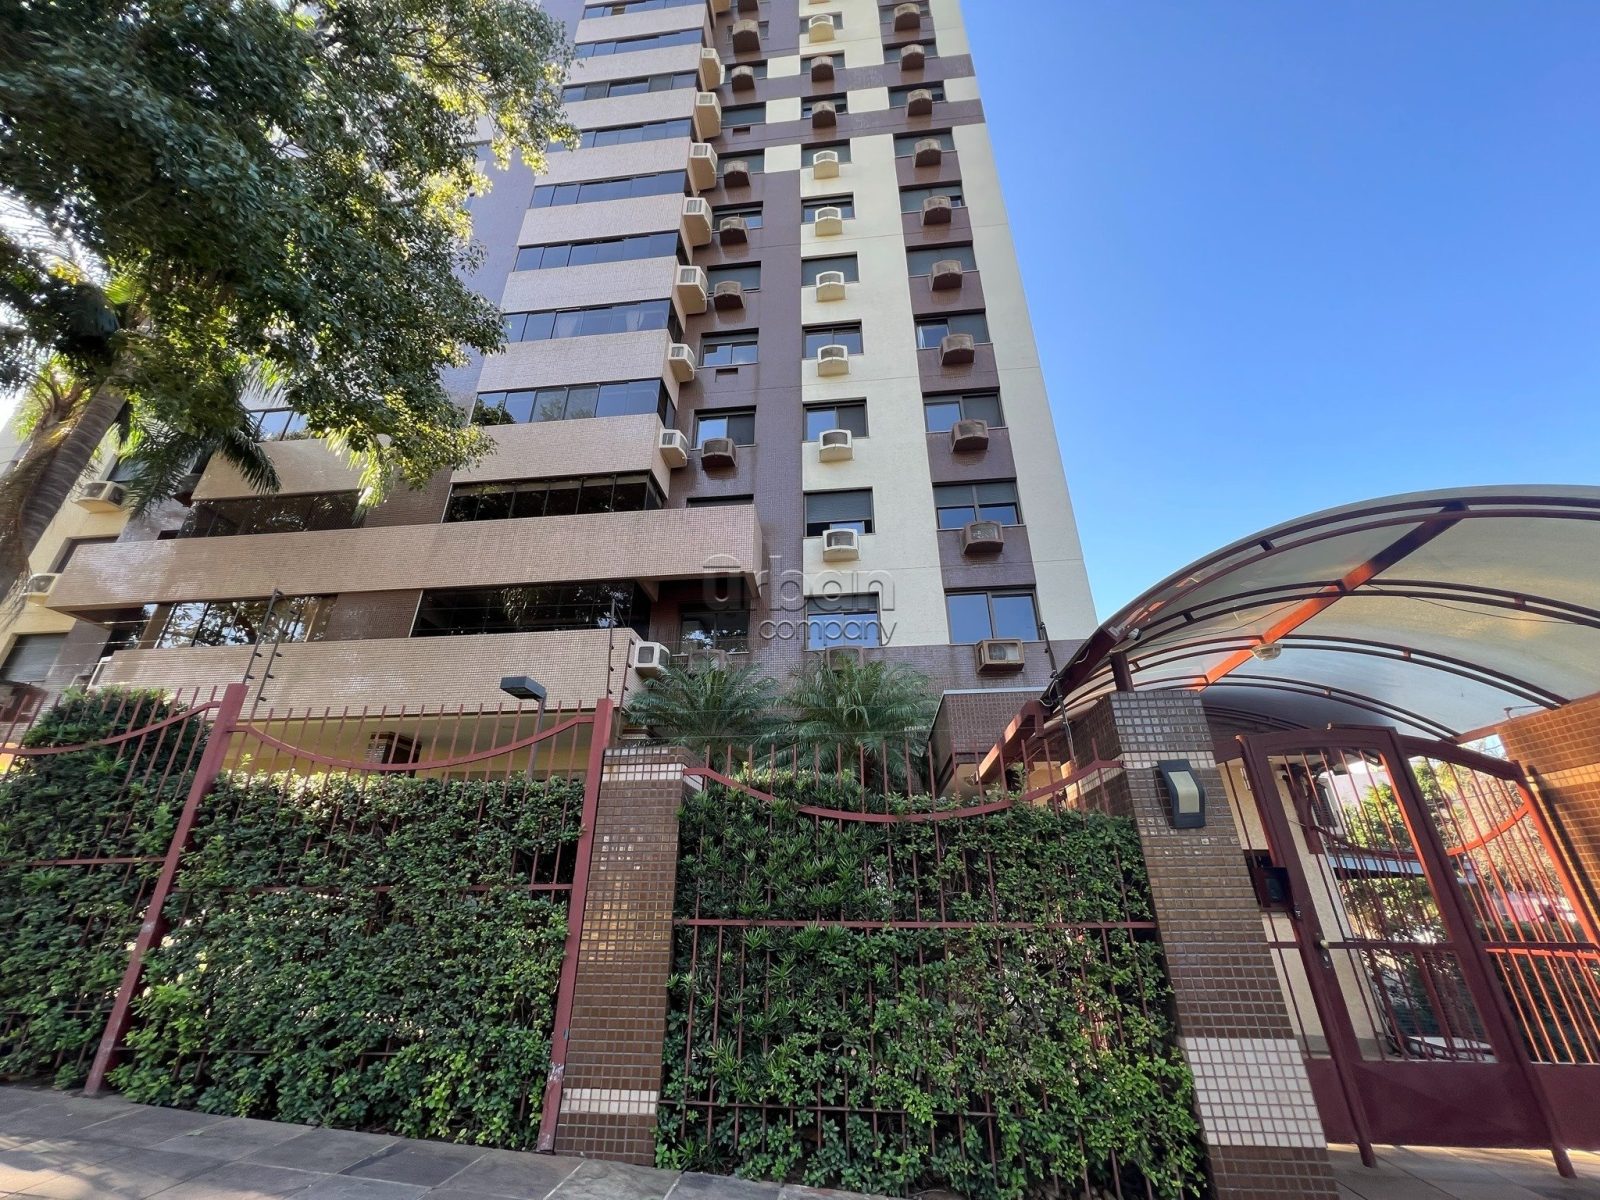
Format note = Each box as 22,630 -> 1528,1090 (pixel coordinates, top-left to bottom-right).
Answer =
658,783 -> 1205,1199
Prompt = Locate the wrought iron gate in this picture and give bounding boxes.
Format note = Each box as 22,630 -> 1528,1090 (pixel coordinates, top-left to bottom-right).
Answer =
1219,725 -> 1600,1167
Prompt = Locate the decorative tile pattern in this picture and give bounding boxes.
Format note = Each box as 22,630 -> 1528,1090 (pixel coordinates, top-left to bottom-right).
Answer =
1184,1036 -> 1325,1148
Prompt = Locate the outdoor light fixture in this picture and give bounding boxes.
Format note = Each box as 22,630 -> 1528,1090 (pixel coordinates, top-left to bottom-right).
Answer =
499,676 -> 548,703
1156,760 -> 1206,829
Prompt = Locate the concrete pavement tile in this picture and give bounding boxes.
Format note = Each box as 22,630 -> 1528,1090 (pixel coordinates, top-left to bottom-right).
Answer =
74,1105 -> 226,1148
7,1136 -> 137,1164
0,1145 -> 85,1193
340,1141 -> 488,1187
1435,1182 -> 1550,1200
243,1130 -> 398,1175
1335,1173 -> 1455,1200
296,1177 -> 429,1200
0,1102 -> 138,1141
146,1161 -> 321,1199
22,1146 -> 215,1199
670,1173 -> 781,1200
437,1149 -> 583,1200
552,1160 -> 677,1200
150,1117 -> 314,1161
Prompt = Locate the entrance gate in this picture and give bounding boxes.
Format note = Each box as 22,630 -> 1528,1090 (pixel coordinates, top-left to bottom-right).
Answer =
1218,726 -> 1600,1168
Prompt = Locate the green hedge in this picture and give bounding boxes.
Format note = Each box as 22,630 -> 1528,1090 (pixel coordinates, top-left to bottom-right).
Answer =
109,772 -> 582,1146
658,782 -> 1206,1199
0,690 -> 202,1086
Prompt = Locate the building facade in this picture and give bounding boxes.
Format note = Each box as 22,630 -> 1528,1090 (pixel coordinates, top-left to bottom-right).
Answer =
23,0 -> 1096,713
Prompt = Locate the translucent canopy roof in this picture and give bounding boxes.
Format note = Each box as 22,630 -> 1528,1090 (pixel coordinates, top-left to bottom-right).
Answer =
1044,487 -> 1600,740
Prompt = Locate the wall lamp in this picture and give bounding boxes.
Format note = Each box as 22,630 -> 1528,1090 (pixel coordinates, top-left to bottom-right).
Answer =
500,676 -> 548,703
1156,760 -> 1206,829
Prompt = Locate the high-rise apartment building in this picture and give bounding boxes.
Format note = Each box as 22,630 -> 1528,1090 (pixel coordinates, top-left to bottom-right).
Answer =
18,0 -> 1096,715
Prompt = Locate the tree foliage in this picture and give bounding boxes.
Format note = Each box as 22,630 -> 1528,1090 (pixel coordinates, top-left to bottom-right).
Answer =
0,0 -> 575,583
624,663 -> 780,761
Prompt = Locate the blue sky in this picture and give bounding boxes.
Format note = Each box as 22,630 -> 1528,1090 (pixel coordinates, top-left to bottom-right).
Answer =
967,1 -> 1600,618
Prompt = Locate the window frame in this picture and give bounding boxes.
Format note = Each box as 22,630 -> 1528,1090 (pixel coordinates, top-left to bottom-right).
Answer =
914,311 -> 991,350
922,391 -> 1004,432
804,593 -> 882,650
802,195 -> 855,222
906,243 -> 978,276
803,400 -> 868,441
945,589 -> 1041,644
801,255 -> 860,286
694,408 -> 758,447
804,323 -> 864,358
895,129 -> 957,157
803,488 -> 875,537
932,480 -> 1022,529
699,330 -> 760,368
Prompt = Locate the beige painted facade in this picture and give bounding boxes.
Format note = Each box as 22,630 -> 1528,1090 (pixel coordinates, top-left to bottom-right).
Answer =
192,438 -> 364,502
453,413 -> 671,492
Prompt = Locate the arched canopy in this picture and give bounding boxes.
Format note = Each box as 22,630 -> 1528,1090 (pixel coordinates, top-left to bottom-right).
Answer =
1044,487 -> 1600,740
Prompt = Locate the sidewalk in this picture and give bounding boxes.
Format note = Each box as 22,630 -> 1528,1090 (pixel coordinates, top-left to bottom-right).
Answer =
0,1088 -> 793,1200
1331,1143 -> 1600,1200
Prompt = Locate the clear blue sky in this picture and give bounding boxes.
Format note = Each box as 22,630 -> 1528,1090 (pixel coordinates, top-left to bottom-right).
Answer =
967,1 -> 1600,619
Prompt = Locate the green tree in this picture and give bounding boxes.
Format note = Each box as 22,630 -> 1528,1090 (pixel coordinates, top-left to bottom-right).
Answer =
0,0 -> 575,589
780,658 -> 938,788
623,663 -> 779,764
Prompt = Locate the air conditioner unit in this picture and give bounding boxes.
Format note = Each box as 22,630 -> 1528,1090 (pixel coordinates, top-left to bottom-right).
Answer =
712,280 -> 745,310
899,43 -> 927,71
700,436 -> 738,470
921,195 -> 954,225
729,64 -> 757,92
930,259 -> 964,291
817,429 -> 853,462
950,418 -> 990,452
813,206 -> 845,236
722,159 -> 752,188
807,14 -> 836,42
731,18 -> 761,52
810,101 -> 838,129
906,87 -> 935,117
809,54 -> 835,83
76,480 -> 129,512
676,265 -> 709,315
821,527 -> 860,561
22,572 -> 60,605
667,342 -> 698,381
693,92 -> 723,139
816,344 -> 851,376
682,196 -> 713,246
718,215 -> 749,245
630,641 -> 671,680
975,639 -> 1025,673
700,48 -> 726,90
822,646 -> 863,669
913,137 -> 944,167
961,519 -> 1005,556
894,2 -> 922,30
659,428 -> 691,468
687,142 -> 719,190
814,270 -> 848,302
939,333 -> 976,365
811,149 -> 841,179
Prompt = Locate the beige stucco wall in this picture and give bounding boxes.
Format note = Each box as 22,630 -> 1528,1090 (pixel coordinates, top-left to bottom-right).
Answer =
565,88 -> 697,134
477,328 -> 676,394
536,138 -> 693,187
193,438 -> 364,502
452,413 -> 670,492
500,255 -> 679,312
565,43 -> 703,87
519,193 -> 688,247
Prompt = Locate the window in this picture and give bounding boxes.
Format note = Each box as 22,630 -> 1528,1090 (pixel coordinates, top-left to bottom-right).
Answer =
884,42 -> 938,64
802,93 -> 848,117
933,481 -> 1020,529
181,493 -> 362,538
803,142 -> 852,166
502,299 -> 679,343
695,409 -> 756,446
413,583 -> 649,637
915,312 -> 990,349
900,185 -> 964,213
531,170 -> 686,208
574,118 -> 692,149
889,82 -> 945,106
50,536 -> 117,572
804,401 -> 867,441
946,590 -> 1040,643
895,129 -> 956,157
804,323 -> 863,357
907,244 -> 977,275
707,264 -> 761,292
699,331 -> 759,367
720,103 -> 767,129
687,494 -> 755,508
583,0 -> 699,15
445,474 -> 663,523
154,596 -> 323,649
514,231 -> 679,272
801,255 -> 859,286
804,489 -> 873,536
805,594 -> 881,650
803,195 -> 855,222
721,150 -> 764,179
1,633 -> 67,684
575,29 -> 703,58
248,409 -> 309,440
680,598 -> 751,652
562,71 -> 697,102
882,0 -> 929,13
476,380 -> 673,425
713,203 -> 763,230
923,391 -> 1003,432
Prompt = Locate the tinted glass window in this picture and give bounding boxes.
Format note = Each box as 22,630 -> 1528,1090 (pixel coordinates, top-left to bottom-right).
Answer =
804,489 -> 873,536
907,244 -> 977,275
933,481 -> 1020,529
413,583 -> 649,636
708,264 -> 761,291
714,204 -> 763,230
801,255 -> 859,285
923,391 -> 1002,431
575,29 -> 702,58
900,185 -> 965,212
804,402 -> 868,441
804,325 -> 864,357
805,594 -> 880,649
803,196 -> 855,221
915,312 -> 990,349
895,129 -> 956,156
721,104 -> 767,127
696,410 -> 757,445
700,333 -> 759,367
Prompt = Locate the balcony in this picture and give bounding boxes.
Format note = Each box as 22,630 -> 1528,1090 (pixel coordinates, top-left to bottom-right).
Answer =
47,504 -> 764,616
454,412 -> 668,489
193,437 -> 363,502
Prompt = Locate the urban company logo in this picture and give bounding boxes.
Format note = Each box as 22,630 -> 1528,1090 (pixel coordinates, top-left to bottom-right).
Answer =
699,554 -> 896,646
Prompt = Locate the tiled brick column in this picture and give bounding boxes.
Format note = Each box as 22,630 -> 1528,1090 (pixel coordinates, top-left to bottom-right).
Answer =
1073,691 -> 1339,1200
553,746 -> 693,1163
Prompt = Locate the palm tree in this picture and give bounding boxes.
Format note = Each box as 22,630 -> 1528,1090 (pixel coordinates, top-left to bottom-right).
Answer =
780,659 -> 937,791
622,663 -> 778,765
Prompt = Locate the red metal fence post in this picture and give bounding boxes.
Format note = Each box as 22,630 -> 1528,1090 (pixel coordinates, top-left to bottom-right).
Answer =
84,682 -> 248,1095
537,697 -> 614,1152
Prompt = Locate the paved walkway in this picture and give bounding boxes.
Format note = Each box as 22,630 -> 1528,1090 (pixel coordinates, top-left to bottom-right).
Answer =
0,1089 -> 791,1200
1331,1143 -> 1600,1199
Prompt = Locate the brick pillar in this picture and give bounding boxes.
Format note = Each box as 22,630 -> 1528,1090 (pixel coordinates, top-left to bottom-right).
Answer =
553,746 -> 692,1163
1074,691 -> 1338,1200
